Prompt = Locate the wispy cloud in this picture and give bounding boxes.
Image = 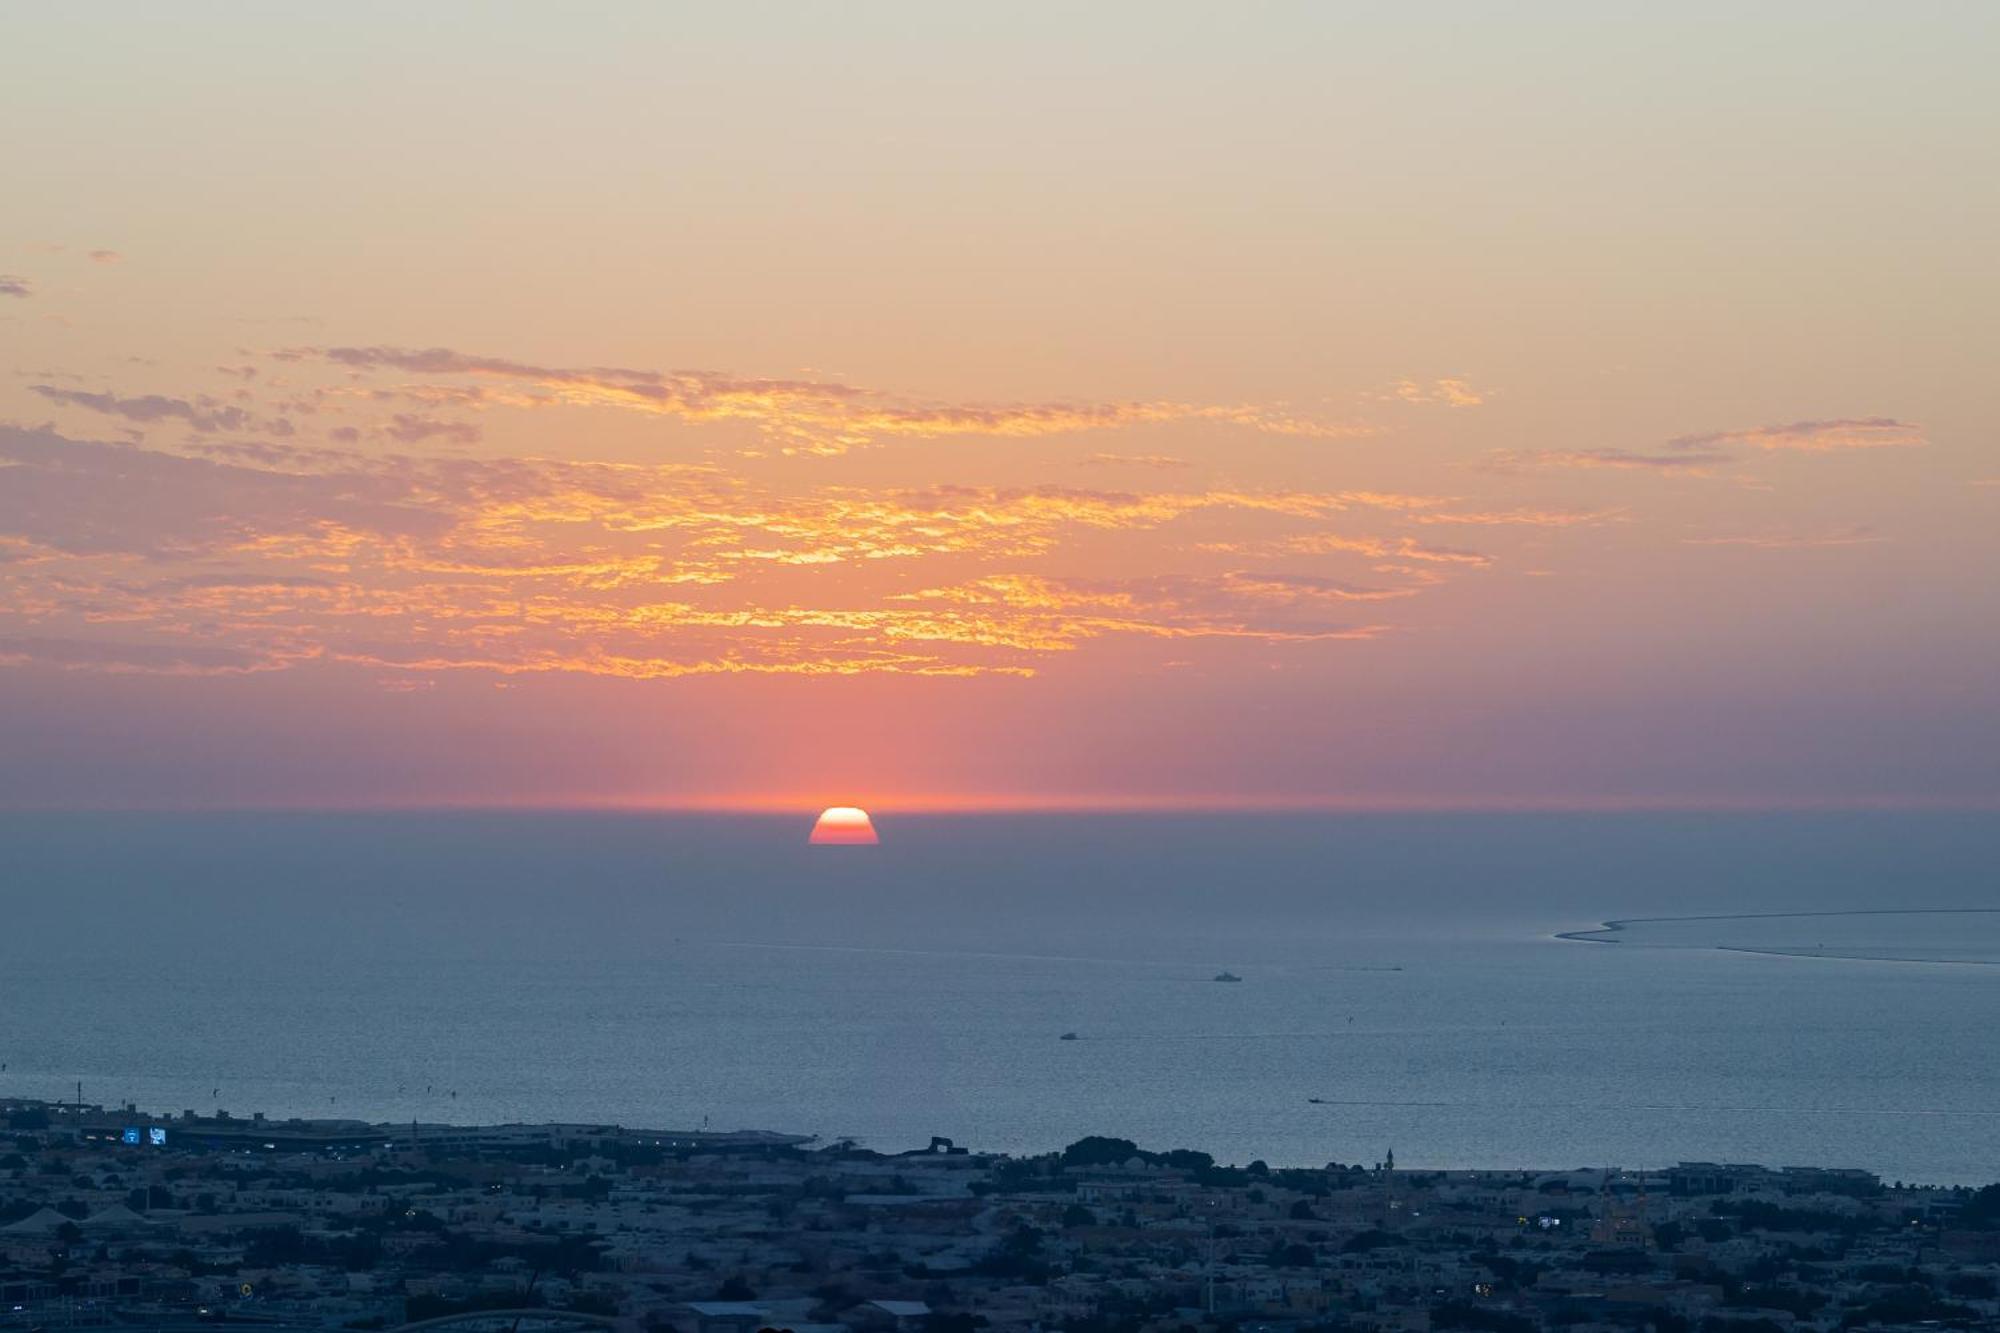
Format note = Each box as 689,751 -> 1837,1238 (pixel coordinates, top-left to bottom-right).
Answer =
87,250 -> 122,265
1485,418 -> 1922,477
0,634 -> 313,677
1389,377 -> 1485,407
1682,525 -> 1882,550
1413,507 -> 1623,527
30,385 -> 253,434
1484,447 -> 1729,474
0,276 -> 31,299
381,414 -> 482,445
1669,418 -> 1924,452
272,344 -> 1372,454
889,573 -> 1395,646
1079,452 -> 1191,469
0,427 -> 452,558
1276,532 -> 1491,567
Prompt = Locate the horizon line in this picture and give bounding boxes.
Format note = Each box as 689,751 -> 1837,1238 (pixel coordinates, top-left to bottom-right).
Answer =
3,792 -> 1997,816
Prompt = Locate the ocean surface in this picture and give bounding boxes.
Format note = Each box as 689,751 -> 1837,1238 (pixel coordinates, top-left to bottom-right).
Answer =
2,811 -> 1997,1183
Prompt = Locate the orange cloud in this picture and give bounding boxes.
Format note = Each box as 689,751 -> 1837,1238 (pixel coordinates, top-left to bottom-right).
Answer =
890,573 -> 1395,646
274,344 -> 1373,453
0,425 -> 1442,683
1390,377 -> 1485,407
1275,532 -> 1491,568
1079,453 -> 1191,469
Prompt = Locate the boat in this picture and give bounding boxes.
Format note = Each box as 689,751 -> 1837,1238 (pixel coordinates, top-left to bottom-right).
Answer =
1308,1097 -> 1327,1104
1213,971 -> 1242,983
1059,1031 -> 1078,1041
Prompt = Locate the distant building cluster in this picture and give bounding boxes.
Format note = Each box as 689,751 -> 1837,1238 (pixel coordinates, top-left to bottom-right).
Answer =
3,1100 -> 1998,1333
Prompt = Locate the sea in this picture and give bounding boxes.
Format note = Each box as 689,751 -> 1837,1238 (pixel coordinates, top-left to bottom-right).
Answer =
2,811 -> 1997,1184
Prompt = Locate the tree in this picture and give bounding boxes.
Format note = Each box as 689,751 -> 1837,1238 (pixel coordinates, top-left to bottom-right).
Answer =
1959,1183 -> 2000,1230
1062,1137 -> 1143,1168
922,1315 -> 987,1333
1432,1302 -> 1537,1333
1270,1242 -> 1315,1268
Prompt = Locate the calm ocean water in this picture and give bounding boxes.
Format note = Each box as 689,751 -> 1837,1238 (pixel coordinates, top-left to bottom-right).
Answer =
2,811 -> 1997,1183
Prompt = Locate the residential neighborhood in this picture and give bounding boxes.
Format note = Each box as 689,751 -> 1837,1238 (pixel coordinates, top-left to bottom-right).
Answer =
4,1099 -> 1997,1333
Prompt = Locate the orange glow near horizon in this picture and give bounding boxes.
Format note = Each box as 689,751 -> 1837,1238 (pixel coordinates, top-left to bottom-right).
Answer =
37,791 -> 1999,817
809,806 -> 880,845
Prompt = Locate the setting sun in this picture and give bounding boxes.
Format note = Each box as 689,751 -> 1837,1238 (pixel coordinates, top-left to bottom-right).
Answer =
809,807 -> 879,846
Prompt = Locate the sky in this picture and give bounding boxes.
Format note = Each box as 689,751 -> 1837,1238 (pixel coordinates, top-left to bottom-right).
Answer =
1,3 -> 1995,810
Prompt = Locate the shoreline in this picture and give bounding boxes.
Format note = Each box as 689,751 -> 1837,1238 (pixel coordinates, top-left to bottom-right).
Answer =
1553,906 -> 2000,965
12,1094 -> 2000,1185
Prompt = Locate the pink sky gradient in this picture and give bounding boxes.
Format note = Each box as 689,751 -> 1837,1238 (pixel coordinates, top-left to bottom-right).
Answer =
2,5 -> 1995,809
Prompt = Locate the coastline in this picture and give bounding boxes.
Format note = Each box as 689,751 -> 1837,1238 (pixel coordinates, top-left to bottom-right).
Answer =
14,1093 -> 2000,1182
1553,906 -> 2000,964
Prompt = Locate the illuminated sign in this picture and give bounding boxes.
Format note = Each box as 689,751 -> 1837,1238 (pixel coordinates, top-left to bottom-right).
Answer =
121,1127 -> 141,1145
148,1127 -> 168,1146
